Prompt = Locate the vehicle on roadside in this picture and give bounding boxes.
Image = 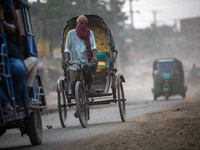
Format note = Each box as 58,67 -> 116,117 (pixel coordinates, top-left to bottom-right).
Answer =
0,0 -> 47,146
152,58 -> 187,100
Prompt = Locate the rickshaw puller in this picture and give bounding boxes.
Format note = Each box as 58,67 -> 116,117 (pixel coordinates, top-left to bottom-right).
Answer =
64,15 -> 98,96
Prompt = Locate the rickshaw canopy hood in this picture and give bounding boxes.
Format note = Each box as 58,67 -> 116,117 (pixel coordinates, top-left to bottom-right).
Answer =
61,15 -> 115,51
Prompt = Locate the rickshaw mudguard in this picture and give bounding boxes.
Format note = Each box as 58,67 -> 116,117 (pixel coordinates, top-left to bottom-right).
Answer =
112,74 -> 125,88
56,78 -> 65,93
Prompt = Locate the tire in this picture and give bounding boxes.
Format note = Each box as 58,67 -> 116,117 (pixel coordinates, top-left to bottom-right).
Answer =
58,91 -> 67,128
118,79 -> 126,122
25,110 -> 43,146
75,81 -> 88,128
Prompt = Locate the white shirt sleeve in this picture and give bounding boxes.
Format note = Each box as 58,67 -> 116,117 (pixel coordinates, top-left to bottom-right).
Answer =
64,31 -> 71,53
90,30 -> 97,51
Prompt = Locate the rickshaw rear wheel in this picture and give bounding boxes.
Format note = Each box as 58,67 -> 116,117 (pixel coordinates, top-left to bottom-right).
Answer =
58,90 -> 67,128
25,109 -> 43,146
75,81 -> 88,128
118,79 -> 126,122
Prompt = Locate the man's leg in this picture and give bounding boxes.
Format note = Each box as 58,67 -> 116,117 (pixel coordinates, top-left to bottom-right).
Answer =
9,58 -> 26,107
23,57 -> 38,94
70,70 -> 78,97
70,70 -> 78,118
0,88 -> 13,113
85,65 -> 96,94
0,87 -> 11,106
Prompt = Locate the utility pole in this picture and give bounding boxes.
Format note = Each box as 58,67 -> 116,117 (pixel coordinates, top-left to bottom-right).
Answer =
129,0 -> 135,49
129,0 -> 139,42
130,0 -> 134,30
152,10 -> 162,53
129,0 -> 140,47
152,10 -> 157,28
174,20 -> 179,55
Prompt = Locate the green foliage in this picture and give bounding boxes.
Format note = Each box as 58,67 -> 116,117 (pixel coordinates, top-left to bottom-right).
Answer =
30,0 -> 84,48
30,0 -> 127,55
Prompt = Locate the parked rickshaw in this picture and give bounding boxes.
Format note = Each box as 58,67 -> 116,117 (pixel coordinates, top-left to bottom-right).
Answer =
0,0 -> 47,146
152,58 -> 187,100
57,15 -> 126,128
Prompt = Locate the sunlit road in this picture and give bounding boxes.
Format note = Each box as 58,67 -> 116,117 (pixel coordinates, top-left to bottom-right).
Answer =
0,76 -> 185,149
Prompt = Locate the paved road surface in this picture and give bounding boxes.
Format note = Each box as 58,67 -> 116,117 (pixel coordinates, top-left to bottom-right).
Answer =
0,76 -> 185,149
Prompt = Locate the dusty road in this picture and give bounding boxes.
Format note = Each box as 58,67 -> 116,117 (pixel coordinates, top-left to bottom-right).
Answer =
0,76 -> 199,150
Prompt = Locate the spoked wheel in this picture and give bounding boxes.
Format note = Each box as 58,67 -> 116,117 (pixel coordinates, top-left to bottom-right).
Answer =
25,110 -> 43,146
117,79 -> 126,122
75,81 -> 88,128
58,91 -> 67,128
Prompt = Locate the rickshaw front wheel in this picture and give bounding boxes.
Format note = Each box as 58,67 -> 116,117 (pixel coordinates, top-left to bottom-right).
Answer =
58,90 -> 67,128
25,109 -> 43,146
75,81 -> 88,128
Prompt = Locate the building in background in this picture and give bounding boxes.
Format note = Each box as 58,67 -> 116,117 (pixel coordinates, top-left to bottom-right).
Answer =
180,17 -> 200,34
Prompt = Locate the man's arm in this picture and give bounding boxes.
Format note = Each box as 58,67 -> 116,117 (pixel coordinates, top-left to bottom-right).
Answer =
64,31 -> 72,66
0,10 -> 16,34
2,21 -> 16,34
64,52 -> 70,65
92,49 -> 97,60
92,49 -> 98,69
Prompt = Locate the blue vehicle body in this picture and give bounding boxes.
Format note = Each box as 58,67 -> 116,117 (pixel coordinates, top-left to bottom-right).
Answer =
0,0 -> 47,146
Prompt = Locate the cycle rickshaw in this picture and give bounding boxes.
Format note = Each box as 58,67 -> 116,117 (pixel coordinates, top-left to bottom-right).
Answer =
152,58 -> 187,100
57,15 -> 126,128
0,0 -> 47,146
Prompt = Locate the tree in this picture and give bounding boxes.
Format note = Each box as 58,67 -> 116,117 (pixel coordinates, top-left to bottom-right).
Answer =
30,0 -> 127,56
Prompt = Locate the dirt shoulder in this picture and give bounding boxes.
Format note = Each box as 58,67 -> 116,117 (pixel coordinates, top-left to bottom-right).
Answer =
66,89 -> 200,150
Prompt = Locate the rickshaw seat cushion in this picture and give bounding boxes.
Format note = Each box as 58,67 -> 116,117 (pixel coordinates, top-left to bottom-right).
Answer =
96,52 -> 108,61
96,61 -> 106,73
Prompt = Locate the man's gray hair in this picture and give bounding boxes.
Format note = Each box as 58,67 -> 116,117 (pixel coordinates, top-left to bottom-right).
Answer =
77,15 -> 87,22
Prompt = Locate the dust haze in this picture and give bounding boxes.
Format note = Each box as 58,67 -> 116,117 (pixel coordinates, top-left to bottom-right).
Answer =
119,45 -> 200,102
